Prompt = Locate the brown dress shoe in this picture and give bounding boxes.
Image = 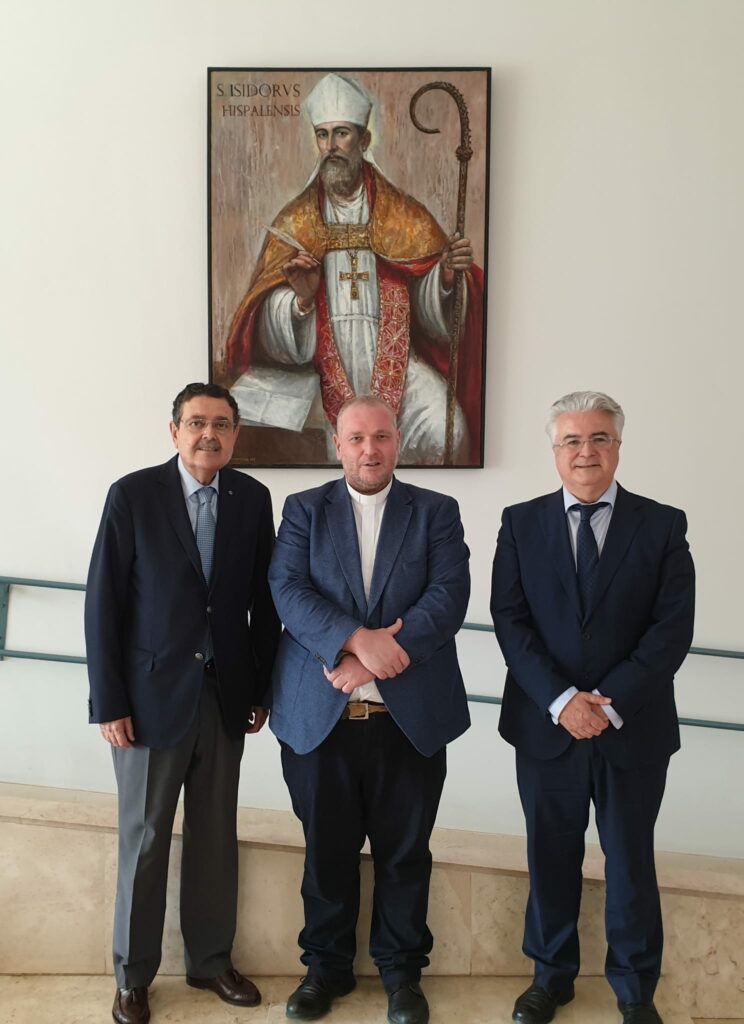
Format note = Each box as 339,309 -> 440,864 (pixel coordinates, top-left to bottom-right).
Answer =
187,967 -> 261,1006
112,986 -> 150,1024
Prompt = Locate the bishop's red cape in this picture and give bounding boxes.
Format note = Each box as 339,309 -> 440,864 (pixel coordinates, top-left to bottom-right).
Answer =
224,163 -> 484,464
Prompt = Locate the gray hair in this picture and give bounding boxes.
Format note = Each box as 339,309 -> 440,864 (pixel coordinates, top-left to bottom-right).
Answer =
335,394 -> 398,432
546,391 -> 625,442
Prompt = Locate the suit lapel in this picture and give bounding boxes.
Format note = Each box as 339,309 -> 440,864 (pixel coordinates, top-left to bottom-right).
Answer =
589,484 -> 644,617
367,478 -> 412,616
159,457 -> 204,585
325,481 -> 367,616
539,489 -> 582,623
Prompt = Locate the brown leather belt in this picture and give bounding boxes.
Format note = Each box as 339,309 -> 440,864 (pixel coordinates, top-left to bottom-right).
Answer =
341,702 -> 389,720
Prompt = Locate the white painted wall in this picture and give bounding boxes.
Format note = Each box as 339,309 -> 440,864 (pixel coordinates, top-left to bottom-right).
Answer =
1,0 -> 742,857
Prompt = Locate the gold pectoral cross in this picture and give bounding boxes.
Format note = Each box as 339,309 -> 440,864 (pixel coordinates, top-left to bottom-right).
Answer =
339,252 -> 369,300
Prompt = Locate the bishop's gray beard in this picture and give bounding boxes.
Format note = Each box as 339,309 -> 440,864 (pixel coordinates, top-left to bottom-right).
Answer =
319,152 -> 364,198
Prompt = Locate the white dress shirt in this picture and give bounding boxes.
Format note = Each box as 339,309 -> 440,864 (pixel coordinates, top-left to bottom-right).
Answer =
345,479 -> 392,704
547,480 -> 624,730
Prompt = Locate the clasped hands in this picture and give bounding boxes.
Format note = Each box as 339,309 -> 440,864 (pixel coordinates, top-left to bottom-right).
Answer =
323,618 -> 409,694
558,690 -> 613,740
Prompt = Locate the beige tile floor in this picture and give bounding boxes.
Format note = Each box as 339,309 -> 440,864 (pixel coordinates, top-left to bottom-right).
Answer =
0,975 -> 721,1024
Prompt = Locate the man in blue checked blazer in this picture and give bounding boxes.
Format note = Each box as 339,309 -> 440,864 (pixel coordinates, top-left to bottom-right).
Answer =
85,382 -> 280,1024
491,391 -> 695,1024
267,394 -> 470,1024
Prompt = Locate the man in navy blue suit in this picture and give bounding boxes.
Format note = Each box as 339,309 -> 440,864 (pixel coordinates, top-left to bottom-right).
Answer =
85,382 -> 280,1024
491,391 -> 695,1024
268,395 -> 471,1024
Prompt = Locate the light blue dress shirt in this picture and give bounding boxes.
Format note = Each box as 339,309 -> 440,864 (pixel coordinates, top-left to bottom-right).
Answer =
177,457 -> 219,531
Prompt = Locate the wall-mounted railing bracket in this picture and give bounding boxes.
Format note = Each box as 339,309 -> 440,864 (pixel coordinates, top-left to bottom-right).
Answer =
0,582 -> 9,662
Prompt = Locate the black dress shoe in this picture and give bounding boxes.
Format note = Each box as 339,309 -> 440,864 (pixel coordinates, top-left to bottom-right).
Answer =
286,975 -> 356,1020
617,1000 -> 664,1024
386,982 -> 429,1024
112,986 -> 150,1024
186,967 -> 261,1006
512,984 -> 575,1024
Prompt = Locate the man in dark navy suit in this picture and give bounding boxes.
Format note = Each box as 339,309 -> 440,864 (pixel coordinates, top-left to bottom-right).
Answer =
268,395 -> 471,1024
491,391 -> 695,1024
85,382 -> 280,1024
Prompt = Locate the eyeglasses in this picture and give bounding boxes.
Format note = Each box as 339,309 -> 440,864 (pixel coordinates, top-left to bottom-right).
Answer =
552,434 -> 620,451
179,418 -> 235,434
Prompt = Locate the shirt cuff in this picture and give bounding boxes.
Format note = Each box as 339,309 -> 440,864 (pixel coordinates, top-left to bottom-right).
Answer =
593,688 -> 624,729
548,686 -> 578,725
292,295 -> 316,317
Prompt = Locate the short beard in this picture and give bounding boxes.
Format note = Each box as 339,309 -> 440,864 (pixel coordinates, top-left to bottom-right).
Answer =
320,151 -> 364,198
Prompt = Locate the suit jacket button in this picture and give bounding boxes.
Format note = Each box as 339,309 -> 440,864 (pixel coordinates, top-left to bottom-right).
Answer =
195,652 -> 204,661
582,631 -> 591,640
206,606 -> 212,614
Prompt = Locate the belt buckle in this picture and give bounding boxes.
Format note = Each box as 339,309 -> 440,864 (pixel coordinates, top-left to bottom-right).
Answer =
347,702 -> 369,720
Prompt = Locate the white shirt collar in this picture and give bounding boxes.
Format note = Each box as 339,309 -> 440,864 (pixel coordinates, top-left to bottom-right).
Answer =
346,478 -> 392,507
177,456 -> 220,500
563,479 -> 617,513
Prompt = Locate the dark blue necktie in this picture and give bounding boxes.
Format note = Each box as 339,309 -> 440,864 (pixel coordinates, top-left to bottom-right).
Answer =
570,502 -> 609,613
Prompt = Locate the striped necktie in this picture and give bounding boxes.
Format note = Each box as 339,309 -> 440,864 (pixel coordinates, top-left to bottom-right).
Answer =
570,501 -> 609,614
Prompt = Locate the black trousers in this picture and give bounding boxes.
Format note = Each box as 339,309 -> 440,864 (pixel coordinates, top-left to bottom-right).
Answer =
517,740 -> 668,1005
281,713 -> 446,987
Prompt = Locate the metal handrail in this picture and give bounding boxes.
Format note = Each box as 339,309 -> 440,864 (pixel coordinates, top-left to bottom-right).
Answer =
461,622 -> 744,732
1,576 -> 742,731
0,575 -> 86,592
0,649 -> 87,665
462,621 -> 744,662
464,692 -> 744,732
0,575 -> 86,665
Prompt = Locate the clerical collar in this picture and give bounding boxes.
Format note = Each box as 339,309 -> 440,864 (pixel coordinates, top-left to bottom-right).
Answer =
562,479 -> 617,513
346,479 -> 392,507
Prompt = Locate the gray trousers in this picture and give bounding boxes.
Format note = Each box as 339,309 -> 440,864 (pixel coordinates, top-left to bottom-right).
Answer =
111,675 -> 244,988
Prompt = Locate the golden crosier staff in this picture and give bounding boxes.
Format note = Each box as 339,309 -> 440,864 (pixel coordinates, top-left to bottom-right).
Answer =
410,81 -> 473,465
